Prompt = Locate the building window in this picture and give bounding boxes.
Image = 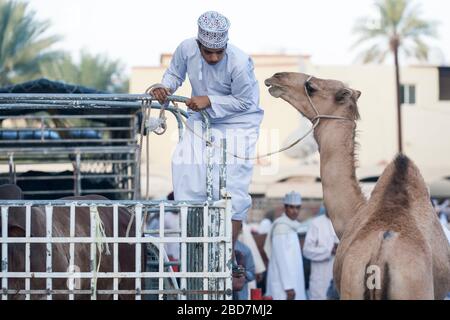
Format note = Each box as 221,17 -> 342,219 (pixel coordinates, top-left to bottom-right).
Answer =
400,84 -> 416,105
439,67 -> 450,101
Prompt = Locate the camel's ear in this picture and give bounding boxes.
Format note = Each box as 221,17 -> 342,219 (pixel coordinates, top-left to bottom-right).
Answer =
353,90 -> 362,101
335,88 -> 353,104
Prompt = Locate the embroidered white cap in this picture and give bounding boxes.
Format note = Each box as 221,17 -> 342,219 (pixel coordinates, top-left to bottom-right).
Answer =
197,11 -> 230,49
283,191 -> 302,206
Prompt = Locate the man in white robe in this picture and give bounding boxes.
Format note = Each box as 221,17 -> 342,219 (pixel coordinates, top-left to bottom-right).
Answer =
264,191 -> 307,300
303,206 -> 339,300
151,11 -> 264,248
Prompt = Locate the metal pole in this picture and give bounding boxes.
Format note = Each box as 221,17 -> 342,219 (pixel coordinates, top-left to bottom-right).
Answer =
219,139 -> 227,200
201,112 -> 213,202
69,204 -> 76,300
113,205 -> 119,300
45,205 -> 53,300
135,205 -> 143,300
158,203 -> 165,300
25,205 -> 31,300
180,206 -> 188,301
203,205 -> 209,300
224,198 -> 233,300
74,152 -> 81,196
394,43 -> 403,154
90,207 -> 96,300
8,153 -> 15,184
1,206 -> 9,300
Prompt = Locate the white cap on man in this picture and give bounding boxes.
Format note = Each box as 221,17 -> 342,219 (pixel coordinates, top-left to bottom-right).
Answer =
197,11 -> 230,49
283,191 -> 302,206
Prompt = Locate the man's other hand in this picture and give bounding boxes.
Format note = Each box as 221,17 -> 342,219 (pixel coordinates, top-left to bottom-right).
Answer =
185,96 -> 211,111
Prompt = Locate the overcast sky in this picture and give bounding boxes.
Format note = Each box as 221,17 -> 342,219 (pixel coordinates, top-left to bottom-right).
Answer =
28,0 -> 449,70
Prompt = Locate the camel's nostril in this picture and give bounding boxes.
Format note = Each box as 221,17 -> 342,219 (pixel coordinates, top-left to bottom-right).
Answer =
264,79 -> 272,87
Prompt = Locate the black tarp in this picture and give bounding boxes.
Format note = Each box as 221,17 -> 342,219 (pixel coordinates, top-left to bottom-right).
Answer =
0,78 -> 136,136
0,78 -> 137,119
0,78 -> 103,94
0,79 -> 135,200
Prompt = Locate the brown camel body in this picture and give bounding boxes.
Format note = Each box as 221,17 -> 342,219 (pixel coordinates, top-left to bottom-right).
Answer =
0,184 -> 143,300
265,72 -> 450,299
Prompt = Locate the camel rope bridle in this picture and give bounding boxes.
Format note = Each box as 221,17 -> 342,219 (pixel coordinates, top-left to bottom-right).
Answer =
305,75 -> 355,131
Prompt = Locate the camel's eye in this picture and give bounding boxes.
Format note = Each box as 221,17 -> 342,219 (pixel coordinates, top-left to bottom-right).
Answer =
305,81 -> 317,95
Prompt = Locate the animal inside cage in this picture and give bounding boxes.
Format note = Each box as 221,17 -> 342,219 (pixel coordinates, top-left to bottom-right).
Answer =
0,199 -> 232,300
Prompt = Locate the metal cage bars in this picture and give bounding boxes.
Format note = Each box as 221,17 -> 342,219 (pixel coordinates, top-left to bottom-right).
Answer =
0,200 -> 232,300
0,93 -> 232,300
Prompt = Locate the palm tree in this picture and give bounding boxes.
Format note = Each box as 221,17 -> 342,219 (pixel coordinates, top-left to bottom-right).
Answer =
0,0 -> 61,86
352,0 -> 438,153
41,51 -> 129,93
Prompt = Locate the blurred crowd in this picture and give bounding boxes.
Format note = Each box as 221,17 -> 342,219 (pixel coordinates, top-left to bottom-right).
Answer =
232,191 -> 339,300
229,195 -> 450,300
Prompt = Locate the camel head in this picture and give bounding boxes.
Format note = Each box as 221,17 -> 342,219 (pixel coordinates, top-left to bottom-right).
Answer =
265,72 -> 361,122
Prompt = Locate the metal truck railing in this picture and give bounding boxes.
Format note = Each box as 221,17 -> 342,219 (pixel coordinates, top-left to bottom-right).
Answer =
0,199 -> 232,300
0,94 -> 194,200
0,93 -> 232,300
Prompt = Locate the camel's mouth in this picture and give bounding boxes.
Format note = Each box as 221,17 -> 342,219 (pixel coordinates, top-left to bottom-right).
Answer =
265,78 -> 284,98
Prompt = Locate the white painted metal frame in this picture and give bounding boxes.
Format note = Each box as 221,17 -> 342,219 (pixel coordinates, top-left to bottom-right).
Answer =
0,200 -> 232,300
1,206 -> 8,300
45,205 -> 53,300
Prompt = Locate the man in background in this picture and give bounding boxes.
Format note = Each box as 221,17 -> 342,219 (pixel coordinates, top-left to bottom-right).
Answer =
264,191 -> 307,300
303,205 -> 339,300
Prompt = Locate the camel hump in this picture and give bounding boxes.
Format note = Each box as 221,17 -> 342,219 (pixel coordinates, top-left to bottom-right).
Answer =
390,154 -> 411,193
378,154 -> 429,213
392,153 -> 428,194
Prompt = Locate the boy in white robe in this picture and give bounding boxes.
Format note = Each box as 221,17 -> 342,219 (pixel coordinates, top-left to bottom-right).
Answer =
151,11 -> 264,250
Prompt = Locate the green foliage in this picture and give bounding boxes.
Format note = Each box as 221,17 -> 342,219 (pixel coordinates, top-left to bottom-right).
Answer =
0,0 -> 61,86
41,51 -> 129,93
0,0 -> 129,92
352,0 -> 438,63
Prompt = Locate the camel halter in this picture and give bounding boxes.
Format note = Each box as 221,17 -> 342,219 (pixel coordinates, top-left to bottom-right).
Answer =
248,75 -> 355,159
305,75 -> 354,129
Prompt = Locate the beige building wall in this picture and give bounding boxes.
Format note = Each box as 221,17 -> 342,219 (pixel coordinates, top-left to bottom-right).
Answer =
308,64 -> 450,169
130,54 -> 450,198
